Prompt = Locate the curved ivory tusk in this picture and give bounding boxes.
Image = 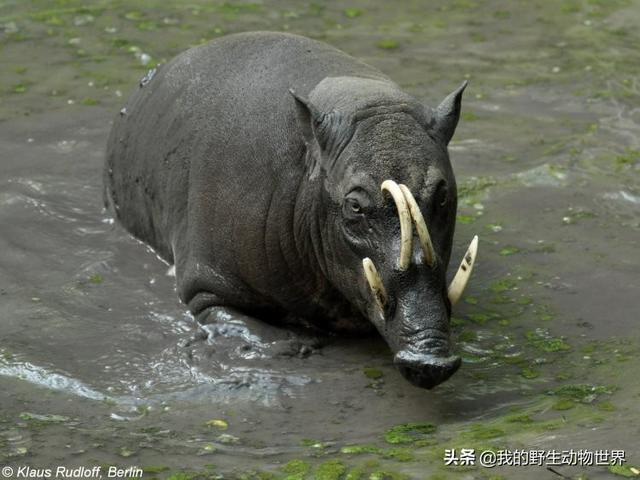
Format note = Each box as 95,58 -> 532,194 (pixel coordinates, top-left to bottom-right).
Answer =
362,257 -> 387,310
381,180 -> 412,270
398,184 -> 436,267
448,235 -> 479,306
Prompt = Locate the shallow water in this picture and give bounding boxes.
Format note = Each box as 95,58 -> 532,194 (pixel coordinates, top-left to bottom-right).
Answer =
1,1 -> 639,479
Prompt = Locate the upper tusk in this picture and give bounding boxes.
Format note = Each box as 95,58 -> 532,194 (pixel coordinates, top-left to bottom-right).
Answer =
362,257 -> 387,310
399,184 -> 436,267
448,235 -> 479,306
381,180 -> 412,270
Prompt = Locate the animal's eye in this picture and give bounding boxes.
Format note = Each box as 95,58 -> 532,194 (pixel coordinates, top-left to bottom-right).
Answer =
347,198 -> 362,214
343,189 -> 371,219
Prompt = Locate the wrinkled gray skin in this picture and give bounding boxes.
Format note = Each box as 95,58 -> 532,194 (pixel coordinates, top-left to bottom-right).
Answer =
105,32 -> 466,389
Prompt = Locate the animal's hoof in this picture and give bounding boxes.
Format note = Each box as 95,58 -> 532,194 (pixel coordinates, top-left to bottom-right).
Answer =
393,351 -> 461,389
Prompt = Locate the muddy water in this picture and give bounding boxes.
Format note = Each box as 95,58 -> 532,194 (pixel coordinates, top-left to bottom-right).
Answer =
1,1 -> 639,479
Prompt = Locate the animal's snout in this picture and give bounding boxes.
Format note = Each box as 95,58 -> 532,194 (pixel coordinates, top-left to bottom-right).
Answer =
394,350 -> 461,389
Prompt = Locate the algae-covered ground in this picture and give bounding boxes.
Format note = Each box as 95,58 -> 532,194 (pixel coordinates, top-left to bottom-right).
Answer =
1,1 -> 639,479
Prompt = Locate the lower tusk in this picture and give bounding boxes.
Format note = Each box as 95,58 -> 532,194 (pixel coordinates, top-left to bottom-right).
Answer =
448,235 -> 479,306
381,180 -> 412,270
399,184 -> 436,267
362,257 -> 387,310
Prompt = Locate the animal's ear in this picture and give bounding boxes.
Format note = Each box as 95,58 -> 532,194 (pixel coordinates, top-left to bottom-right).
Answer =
289,89 -> 322,146
289,89 -> 351,157
430,81 -> 467,145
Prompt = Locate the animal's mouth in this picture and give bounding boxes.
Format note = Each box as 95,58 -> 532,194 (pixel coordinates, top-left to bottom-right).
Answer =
394,350 -> 461,389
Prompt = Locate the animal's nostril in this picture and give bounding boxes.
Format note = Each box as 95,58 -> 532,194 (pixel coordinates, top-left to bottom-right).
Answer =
394,351 -> 461,389
398,333 -> 450,356
422,337 -> 450,353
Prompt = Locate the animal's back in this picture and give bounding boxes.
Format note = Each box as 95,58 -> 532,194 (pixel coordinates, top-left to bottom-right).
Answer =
104,32 -> 388,263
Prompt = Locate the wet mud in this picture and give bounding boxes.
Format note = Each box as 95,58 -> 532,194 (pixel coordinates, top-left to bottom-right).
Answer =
1,1 -> 639,479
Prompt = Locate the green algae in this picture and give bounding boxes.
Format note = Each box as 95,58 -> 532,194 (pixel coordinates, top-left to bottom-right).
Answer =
12,83 -> 27,93
515,296 -> 532,305
461,111 -> 479,122
81,96 -> 99,105
281,459 -> 310,477
535,305 -> 555,322
430,379 -> 624,456
340,445 -> 412,462
315,460 -> 346,480
18,412 -> 69,426
551,399 -> 576,411
369,471 -> 408,480
463,425 -> 505,441
548,384 -> 616,403
343,8 -> 363,19
596,401 -> 616,412
526,330 -> 570,353
31,12 -> 67,26
457,177 -> 497,203
463,296 -> 478,305
467,311 -> 501,325
456,214 -> 475,224
344,467 -> 364,480
608,464 -> 640,478
215,433 -> 239,444
1,350 -> 14,361
300,440 -> 330,456
384,422 -> 436,444
363,367 -> 383,380
111,37 -> 131,48
612,149 -> 640,169
137,21 -> 158,31
205,418 -> 228,430
489,278 -> 517,293
467,312 -> 489,324
488,294 -> 510,305
536,337 -> 570,352
504,413 -> 533,424
520,367 -> 539,379
341,445 -> 379,455
376,39 -> 399,50
301,438 -> 325,448
458,330 -> 477,342
498,246 -> 520,256
382,448 -> 412,462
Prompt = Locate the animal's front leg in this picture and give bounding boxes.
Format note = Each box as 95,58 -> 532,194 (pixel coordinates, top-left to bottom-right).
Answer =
186,306 -> 320,360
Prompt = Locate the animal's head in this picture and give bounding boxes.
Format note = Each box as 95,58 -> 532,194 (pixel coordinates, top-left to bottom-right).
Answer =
291,77 -> 478,389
